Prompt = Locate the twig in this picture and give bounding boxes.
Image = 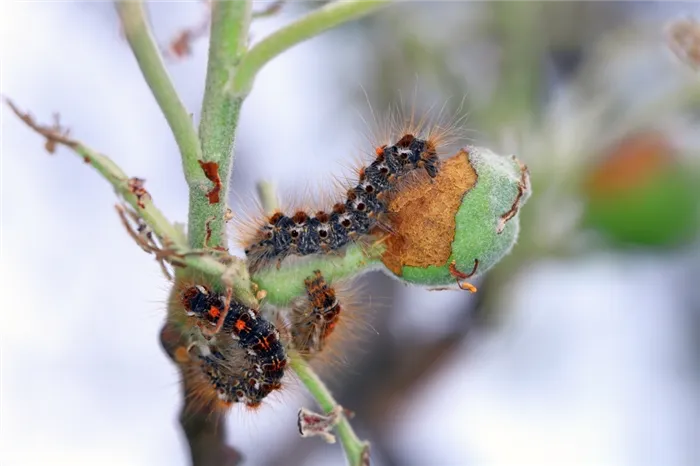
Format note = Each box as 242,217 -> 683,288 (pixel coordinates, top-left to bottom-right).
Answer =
114,1 -> 204,186
5,98 -> 259,308
232,0 -> 390,96
290,353 -> 371,466
164,1 -> 213,60
6,98 -> 183,243
116,203 -> 174,280
193,0 -> 253,250
253,0 -> 286,19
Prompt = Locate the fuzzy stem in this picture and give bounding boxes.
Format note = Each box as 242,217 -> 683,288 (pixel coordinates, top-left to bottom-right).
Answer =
290,352 -> 370,466
256,180 -> 279,213
192,0 -> 252,250
114,1 -> 203,184
231,0 -> 390,96
252,244 -> 383,307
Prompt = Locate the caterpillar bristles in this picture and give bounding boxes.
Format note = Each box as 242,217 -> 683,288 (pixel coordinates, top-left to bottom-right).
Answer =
170,276 -> 288,412
179,341 -> 251,417
239,114 -> 464,273
283,271 -> 375,374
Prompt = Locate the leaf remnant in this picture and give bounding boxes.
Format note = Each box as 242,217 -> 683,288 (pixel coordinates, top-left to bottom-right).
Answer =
4,98 -> 77,153
298,405 -> 344,444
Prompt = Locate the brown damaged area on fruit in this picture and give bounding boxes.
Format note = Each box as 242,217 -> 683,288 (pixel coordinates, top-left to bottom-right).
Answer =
381,149 -> 478,275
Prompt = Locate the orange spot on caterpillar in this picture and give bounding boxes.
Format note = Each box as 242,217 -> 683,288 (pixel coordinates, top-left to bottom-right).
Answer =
171,276 -> 288,411
235,319 -> 248,332
174,346 -> 190,364
269,211 -> 284,223
292,211 -> 309,224
395,133 -> 415,147
198,160 -> 222,204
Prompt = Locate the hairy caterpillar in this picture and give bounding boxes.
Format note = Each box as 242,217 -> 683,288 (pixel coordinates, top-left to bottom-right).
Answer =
238,114 -> 461,273
282,270 -> 373,371
179,284 -> 287,409
289,270 -> 342,356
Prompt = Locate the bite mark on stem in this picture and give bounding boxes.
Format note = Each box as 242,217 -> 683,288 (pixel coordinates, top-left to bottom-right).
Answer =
198,160 -> 222,204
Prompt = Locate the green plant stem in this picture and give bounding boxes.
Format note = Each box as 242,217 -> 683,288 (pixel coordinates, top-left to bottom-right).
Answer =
231,0 -> 390,96
193,0 -> 252,250
6,98 -> 258,308
256,180 -> 279,213
114,1 -> 203,185
252,244 -> 382,306
290,352 -> 369,466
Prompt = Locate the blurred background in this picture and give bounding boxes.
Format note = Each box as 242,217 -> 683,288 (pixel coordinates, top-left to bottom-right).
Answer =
2,1 -> 700,466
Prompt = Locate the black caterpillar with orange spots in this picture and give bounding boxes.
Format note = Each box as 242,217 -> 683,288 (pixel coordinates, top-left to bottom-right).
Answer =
181,285 -> 287,408
242,133 -> 441,273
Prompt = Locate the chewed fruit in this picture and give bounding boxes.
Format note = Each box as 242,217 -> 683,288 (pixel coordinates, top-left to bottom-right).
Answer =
381,146 -> 531,286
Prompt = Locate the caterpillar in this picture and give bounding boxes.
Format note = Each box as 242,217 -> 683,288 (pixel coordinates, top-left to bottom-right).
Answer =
289,270 -> 342,357
180,284 -> 287,409
239,125 -> 453,273
284,270 -> 372,371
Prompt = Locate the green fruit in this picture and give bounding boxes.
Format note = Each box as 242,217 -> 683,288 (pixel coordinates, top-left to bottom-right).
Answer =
381,146 -> 530,286
584,164 -> 699,248
582,133 -> 700,248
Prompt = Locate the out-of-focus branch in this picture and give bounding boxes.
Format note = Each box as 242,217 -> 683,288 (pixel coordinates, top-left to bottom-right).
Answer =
253,0 -> 286,19
5,98 -> 187,246
115,1 -> 204,185
4,98 -> 257,308
231,0 -> 390,96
